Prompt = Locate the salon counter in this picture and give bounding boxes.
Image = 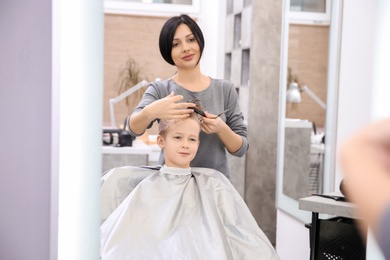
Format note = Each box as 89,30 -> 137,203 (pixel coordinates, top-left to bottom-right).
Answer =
102,140 -> 155,174
299,193 -> 385,260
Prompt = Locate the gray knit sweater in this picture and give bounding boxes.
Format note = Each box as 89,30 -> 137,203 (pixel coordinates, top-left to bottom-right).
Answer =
379,204 -> 390,259
129,78 -> 249,179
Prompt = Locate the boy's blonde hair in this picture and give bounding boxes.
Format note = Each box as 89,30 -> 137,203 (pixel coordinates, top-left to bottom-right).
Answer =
158,112 -> 200,137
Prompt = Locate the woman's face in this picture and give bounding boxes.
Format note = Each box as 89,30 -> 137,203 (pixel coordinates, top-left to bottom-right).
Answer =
171,23 -> 200,69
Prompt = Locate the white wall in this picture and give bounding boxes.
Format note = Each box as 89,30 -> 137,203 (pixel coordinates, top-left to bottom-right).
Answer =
0,1 -> 52,259
334,0 -> 376,186
371,0 -> 390,120
197,0 -> 226,79
276,210 -> 310,259
276,0 -> 388,259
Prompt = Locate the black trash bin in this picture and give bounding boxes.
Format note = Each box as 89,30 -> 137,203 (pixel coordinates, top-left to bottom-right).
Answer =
306,217 -> 366,260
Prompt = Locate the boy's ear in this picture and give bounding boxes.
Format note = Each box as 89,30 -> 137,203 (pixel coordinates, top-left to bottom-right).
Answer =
157,135 -> 165,149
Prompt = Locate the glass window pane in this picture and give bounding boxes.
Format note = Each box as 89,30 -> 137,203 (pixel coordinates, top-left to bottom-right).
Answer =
106,0 -> 192,4
290,0 -> 326,13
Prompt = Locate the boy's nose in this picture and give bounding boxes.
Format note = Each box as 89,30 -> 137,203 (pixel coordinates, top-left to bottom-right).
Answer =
182,140 -> 189,148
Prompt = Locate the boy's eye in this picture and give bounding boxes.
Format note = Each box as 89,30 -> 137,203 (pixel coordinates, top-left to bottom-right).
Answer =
174,136 -> 181,140
190,138 -> 197,142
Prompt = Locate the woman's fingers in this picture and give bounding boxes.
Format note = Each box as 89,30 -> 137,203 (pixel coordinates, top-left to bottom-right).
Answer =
148,94 -> 197,119
199,112 -> 225,134
164,93 -> 197,109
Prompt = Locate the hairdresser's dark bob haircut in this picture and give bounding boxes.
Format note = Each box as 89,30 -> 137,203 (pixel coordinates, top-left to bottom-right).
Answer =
159,14 -> 205,66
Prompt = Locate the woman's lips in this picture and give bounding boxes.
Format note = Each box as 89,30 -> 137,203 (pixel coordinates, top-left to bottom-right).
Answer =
182,54 -> 194,61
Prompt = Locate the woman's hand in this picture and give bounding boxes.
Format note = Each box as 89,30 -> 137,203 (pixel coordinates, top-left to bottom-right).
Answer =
144,91 -> 196,120
199,111 -> 226,134
340,119 -> 390,236
200,111 -> 243,153
129,91 -> 196,135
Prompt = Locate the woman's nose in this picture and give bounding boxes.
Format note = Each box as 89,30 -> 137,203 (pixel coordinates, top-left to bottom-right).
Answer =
182,43 -> 190,52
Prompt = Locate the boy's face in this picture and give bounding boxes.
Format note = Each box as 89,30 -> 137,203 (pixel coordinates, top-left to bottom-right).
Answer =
157,118 -> 200,168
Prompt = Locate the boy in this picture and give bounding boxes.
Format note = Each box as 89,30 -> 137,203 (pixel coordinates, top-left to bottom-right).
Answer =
101,114 -> 279,259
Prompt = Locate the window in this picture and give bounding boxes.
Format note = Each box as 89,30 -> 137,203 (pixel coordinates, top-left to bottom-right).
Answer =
289,0 -> 330,25
104,0 -> 200,16
290,0 -> 326,13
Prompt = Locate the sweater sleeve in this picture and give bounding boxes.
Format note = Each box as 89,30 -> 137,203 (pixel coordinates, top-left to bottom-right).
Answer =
378,204 -> 390,259
128,81 -> 167,137
223,80 -> 249,157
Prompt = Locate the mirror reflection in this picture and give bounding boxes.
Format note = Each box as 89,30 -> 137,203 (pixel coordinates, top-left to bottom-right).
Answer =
277,0 -> 342,221
283,17 -> 329,200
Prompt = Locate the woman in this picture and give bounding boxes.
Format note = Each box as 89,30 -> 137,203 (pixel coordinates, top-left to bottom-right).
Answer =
129,14 -> 248,179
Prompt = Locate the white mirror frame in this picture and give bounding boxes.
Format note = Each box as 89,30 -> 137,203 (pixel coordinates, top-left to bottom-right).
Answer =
276,0 -> 343,222
104,0 -> 200,17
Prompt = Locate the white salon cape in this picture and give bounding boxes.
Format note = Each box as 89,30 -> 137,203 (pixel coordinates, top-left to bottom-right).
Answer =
100,166 -> 280,260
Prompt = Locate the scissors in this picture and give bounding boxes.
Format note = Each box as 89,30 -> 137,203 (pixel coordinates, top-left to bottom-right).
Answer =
188,98 -> 229,119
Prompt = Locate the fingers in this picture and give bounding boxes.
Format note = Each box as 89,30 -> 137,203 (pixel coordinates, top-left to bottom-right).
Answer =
178,102 -> 196,109
164,91 -> 183,102
199,114 -> 224,134
340,119 -> 390,191
175,108 -> 197,117
203,111 -> 217,119
165,93 -> 196,109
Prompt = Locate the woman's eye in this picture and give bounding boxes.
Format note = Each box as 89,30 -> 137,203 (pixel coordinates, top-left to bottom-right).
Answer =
188,38 -> 196,43
172,42 -> 179,47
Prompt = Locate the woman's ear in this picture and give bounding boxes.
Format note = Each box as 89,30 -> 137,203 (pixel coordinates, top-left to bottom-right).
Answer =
157,135 -> 165,149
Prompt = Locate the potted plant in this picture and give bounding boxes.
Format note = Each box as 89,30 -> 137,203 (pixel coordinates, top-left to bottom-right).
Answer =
117,56 -> 149,114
